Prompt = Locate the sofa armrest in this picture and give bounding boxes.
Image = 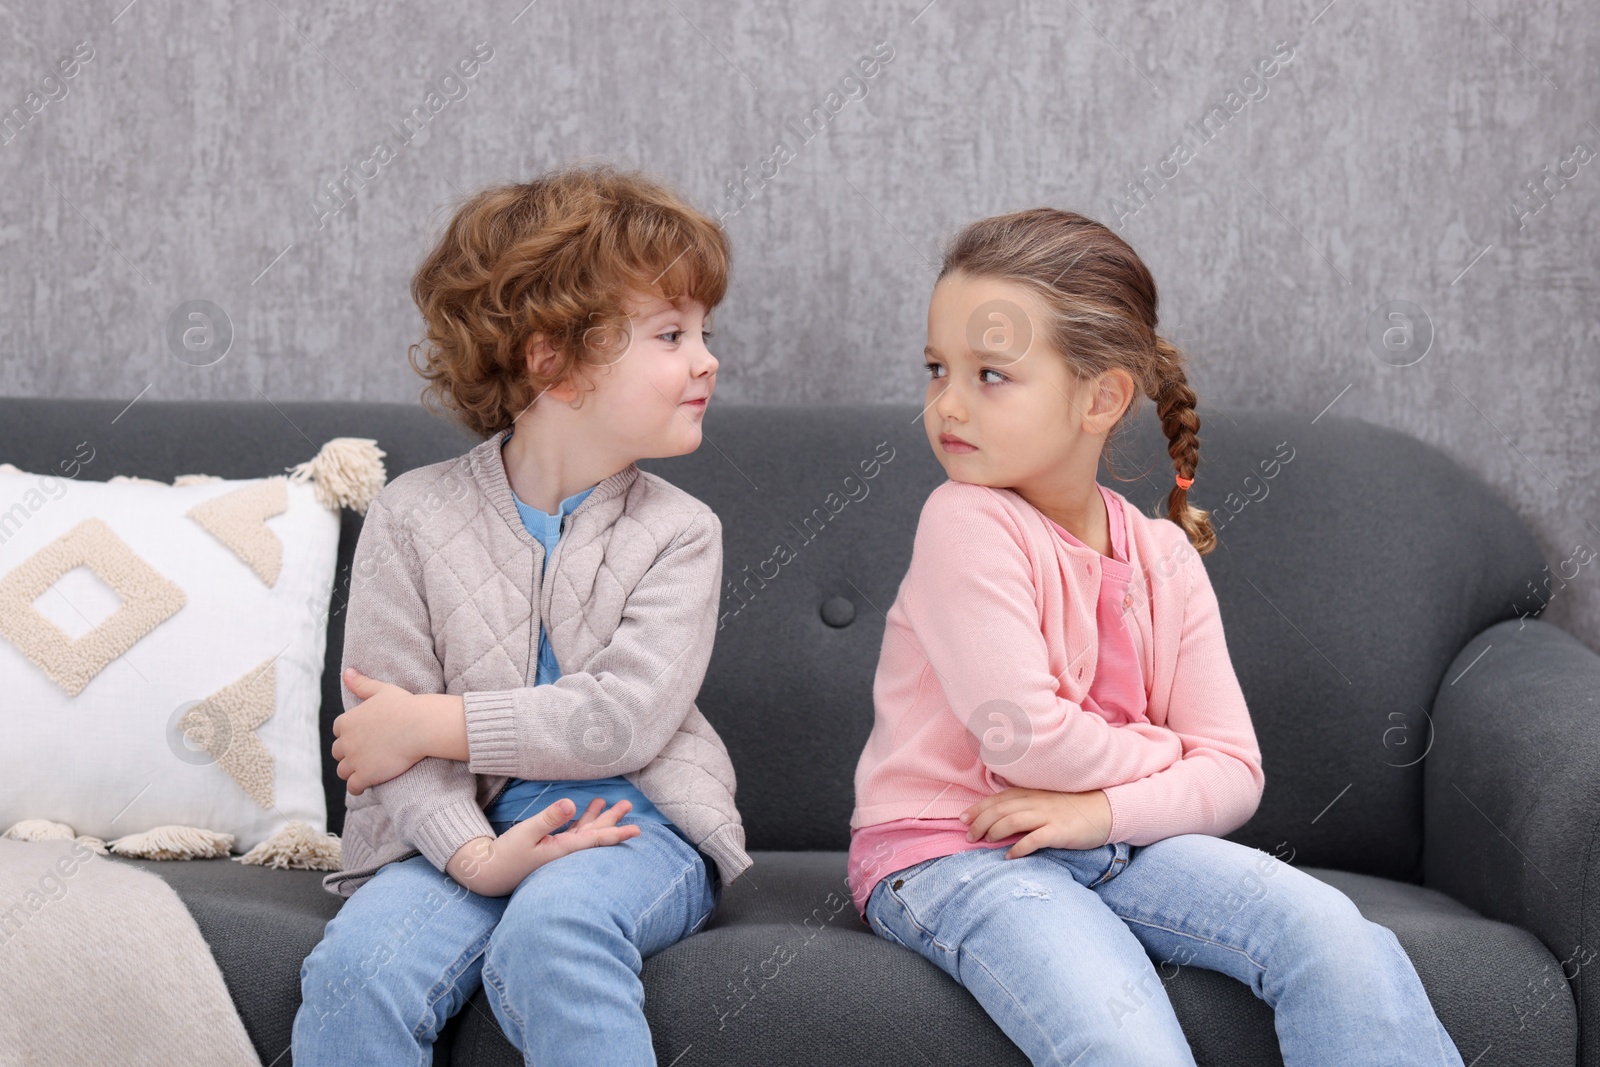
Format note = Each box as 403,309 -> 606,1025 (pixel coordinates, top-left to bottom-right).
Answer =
1423,617 -> 1600,1058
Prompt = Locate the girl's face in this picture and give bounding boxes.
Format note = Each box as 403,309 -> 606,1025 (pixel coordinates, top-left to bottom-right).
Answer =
577,290 -> 718,461
923,271 -> 1127,497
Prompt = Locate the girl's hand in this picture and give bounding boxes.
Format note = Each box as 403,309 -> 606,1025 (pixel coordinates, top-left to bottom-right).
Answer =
331,668 -> 429,795
960,787 -> 1113,859
445,797 -> 642,897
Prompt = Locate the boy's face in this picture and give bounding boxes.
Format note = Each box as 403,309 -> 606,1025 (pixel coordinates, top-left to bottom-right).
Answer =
571,290 -> 718,461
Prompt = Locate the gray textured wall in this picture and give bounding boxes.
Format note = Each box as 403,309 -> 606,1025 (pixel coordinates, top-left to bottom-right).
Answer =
2,1 -> 1596,650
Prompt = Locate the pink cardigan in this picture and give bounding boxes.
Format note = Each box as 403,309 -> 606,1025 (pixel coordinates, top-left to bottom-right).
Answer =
848,481 -> 1157,916
847,478 -> 1265,910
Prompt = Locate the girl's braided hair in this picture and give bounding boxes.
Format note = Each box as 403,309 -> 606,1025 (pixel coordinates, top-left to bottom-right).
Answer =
939,208 -> 1215,554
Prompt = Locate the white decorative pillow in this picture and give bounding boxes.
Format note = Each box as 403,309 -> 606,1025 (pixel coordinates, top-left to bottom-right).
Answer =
0,440 -> 384,864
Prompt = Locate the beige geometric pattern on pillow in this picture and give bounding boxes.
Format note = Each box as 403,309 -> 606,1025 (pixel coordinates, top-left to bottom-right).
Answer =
185,478 -> 288,587
0,518 -> 186,697
179,655 -> 278,809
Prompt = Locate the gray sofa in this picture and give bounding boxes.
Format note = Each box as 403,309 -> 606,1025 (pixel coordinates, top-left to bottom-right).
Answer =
1,395 -> 1592,1067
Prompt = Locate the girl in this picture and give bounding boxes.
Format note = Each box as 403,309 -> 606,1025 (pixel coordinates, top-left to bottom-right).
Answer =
292,164 -> 752,1066
848,208 -> 1464,1066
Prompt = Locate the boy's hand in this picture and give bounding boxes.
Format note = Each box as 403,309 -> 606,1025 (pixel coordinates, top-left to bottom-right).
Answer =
331,668 -> 430,794
445,797 -> 641,897
959,787 -> 1113,858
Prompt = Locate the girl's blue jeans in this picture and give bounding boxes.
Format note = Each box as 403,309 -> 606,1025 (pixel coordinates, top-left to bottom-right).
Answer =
864,833 -> 1466,1067
291,820 -> 719,1066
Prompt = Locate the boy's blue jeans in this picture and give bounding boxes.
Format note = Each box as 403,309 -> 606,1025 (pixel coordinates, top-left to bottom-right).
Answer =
292,820 -> 719,1066
864,833 -> 1466,1067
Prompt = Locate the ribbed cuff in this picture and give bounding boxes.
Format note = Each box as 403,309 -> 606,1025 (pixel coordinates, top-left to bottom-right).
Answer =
695,823 -> 753,886
412,795 -> 496,872
462,689 -> 521,776
1102,779 -> 1157,847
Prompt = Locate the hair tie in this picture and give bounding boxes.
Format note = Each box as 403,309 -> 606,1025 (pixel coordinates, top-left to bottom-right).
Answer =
1174,474 -> 1194,490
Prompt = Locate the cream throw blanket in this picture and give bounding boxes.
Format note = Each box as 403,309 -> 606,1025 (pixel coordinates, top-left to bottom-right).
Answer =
0,838 -> 260,1067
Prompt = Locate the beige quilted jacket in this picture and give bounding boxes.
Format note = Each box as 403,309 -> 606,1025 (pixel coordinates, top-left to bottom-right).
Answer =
323,427 -> 752,897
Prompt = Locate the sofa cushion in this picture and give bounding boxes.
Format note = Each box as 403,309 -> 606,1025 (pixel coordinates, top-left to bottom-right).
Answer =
119,851 -> 1575,1067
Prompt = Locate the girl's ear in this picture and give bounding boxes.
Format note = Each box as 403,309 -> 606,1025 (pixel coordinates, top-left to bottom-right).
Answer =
1085,369 -> 1136,432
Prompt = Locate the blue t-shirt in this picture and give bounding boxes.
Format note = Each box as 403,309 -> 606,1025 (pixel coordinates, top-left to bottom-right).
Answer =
483,432 -> 685,843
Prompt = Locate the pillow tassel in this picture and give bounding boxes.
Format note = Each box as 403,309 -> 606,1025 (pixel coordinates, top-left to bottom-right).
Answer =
3,818 -> 77,842
286,437 -> 388,515
76,835 -> 110,856
2,820 -> 111,855
107,825 -> 235,861
235,820 -> 342,870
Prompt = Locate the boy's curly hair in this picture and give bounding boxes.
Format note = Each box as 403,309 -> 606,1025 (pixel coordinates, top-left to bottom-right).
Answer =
940,208 -> 1216,555
408,163 -> 730,439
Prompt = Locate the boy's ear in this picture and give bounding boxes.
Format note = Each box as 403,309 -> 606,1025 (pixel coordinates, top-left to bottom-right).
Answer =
524,335 -> 579,403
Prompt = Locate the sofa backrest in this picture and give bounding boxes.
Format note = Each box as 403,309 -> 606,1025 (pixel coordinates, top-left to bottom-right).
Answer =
0,397 -> 1542,881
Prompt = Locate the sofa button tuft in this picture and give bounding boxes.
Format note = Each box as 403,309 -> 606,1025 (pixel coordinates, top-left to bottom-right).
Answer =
821,596 -> 856,628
